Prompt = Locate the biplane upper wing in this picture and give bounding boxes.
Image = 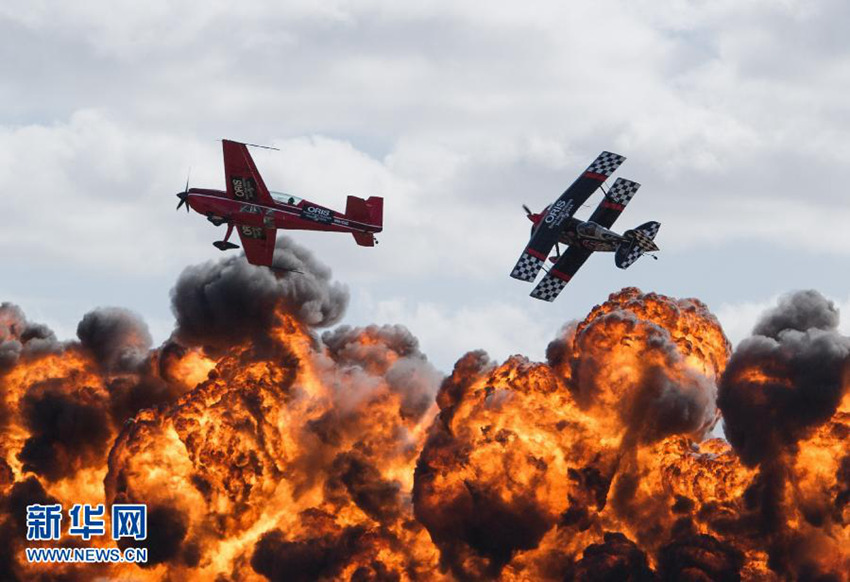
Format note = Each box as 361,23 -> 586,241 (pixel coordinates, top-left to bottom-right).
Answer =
510,151 -> 625,282
236,225 -> 277,267
222,140 -> 275,207
587,177 -> 640,229
529,245 -> 593,302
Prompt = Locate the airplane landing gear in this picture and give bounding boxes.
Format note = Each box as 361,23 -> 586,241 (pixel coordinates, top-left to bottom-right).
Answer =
213,223 -> 239,251
207,214 -> 227,227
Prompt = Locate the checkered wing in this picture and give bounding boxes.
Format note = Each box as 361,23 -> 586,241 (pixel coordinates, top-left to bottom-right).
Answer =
511,151 -> 625,282
529,246 -> 593,302
585,151 -> 626,178
587,178 -> 641,229
510,250 -> 545,282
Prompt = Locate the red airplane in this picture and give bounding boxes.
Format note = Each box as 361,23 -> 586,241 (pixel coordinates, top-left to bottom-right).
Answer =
176,139 -> 383,267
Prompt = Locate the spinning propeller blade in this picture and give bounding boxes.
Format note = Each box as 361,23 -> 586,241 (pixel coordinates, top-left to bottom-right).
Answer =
176,169 -> 191,212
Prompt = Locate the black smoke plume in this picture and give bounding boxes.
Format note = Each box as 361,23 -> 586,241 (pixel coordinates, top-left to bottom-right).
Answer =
752,289 -> 840,339
77,307 -> 152,372
719,290 -> 850,465
718,289 -> 850,580
0,303 -> 58,372
170,237 -> 348,352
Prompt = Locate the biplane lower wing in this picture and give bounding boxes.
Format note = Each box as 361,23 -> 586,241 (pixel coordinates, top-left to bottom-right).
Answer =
236,225 -> 277,267
510,248 -> 547,282
587,177 -> 640,229
529,246 -> 593,302
510,151 -> 625,282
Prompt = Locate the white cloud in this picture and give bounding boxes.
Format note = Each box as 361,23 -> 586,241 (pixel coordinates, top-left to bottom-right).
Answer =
0,110 -> 219,274
374,298 -> 560,371
714,296 -> 777,347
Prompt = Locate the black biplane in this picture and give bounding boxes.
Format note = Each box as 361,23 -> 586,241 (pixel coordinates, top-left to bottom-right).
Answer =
509,151 -> 660,302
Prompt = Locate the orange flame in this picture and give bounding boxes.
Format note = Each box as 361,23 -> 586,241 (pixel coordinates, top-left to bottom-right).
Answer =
0,288 -> 847,580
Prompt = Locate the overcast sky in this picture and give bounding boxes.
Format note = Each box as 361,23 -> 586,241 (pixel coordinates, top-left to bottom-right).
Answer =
2,0 -> 849,370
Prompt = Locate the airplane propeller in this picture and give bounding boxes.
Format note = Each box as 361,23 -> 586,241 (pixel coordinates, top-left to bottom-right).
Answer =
522,204 -> 532,216
176,170 -> 191,212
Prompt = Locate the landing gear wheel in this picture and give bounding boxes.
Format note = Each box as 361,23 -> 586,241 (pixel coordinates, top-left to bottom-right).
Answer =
212,222 -> 238,251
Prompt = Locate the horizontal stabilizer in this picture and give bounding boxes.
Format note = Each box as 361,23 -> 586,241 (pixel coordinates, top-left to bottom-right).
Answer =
616,221 -> 660,269
352,232 -> 376,247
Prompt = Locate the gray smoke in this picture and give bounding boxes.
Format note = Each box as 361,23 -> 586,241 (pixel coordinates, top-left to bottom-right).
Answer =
170,237 -> 349,351
322,324 -> 422,369
77,307 -> 152,372
321,324 -> 442,420
720,290 -> 850,465
717,289 -> 850,579
0,303 -> 57,372
719,328 -> 850,466
752,289 -> 839,339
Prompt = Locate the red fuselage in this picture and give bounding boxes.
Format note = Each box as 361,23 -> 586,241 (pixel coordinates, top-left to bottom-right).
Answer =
185,188 -> 381,234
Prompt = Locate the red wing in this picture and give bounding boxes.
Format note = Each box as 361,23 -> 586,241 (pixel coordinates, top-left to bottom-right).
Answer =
236,225 -> 277,267
222,140 -> 275,206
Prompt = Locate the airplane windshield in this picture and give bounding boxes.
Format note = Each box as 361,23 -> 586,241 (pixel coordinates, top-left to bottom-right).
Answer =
270,191 -> 302,206
577,222 -> 600,237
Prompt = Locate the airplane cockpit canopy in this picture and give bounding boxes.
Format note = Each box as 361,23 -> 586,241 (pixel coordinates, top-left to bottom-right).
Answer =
577,221 -> 604,238
270,191 -> 302,206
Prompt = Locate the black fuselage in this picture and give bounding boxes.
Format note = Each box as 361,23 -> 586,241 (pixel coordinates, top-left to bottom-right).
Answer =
556,218 -> 624,252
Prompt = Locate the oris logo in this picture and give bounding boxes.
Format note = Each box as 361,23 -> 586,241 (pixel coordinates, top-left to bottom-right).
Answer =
544,200 -> 573,225
307,206 -> 331,216
231,177 -> 256,201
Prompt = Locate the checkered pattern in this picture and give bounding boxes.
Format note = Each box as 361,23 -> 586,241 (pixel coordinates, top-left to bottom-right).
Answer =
641,221 -> 660,238
633,231 -> 656,252
616,222 -> 660,269
530,273 -> 568,302
616,243 -> 643,269
586,151 -> 626,177
606,178 -> 640,206
510,251 -> 544,282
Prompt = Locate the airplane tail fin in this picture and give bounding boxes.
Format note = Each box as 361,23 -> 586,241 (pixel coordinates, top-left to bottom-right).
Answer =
615,221 -> 660,269
347,195 -> 383,247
